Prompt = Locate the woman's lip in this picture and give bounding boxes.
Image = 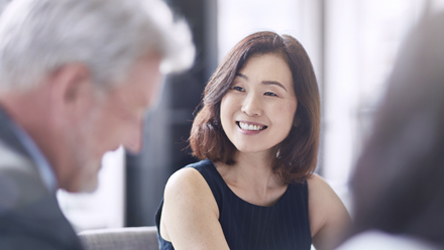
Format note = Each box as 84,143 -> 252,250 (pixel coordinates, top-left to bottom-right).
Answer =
236,121 -> 268,133
236,120 -> 267,127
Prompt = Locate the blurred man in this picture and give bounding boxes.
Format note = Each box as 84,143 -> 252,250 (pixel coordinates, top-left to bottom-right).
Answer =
0,0 -> 194,249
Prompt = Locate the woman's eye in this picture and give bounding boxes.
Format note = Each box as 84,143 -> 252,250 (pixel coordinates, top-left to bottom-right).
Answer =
232,86 -> 245,92
264,92 -> 278,97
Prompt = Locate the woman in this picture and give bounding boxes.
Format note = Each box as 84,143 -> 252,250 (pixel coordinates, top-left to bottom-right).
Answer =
337,13 -> 444,250
156,31 -> 351,250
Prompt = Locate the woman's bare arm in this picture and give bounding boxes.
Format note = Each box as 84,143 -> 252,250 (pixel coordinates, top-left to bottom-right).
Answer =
160,168 -> 230,250
308,174 -> 352,250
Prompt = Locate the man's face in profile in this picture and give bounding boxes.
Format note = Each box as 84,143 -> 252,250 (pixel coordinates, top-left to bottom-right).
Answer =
65,54 -> 163,192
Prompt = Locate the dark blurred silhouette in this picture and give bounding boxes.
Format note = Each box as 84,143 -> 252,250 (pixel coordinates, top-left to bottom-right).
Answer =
337,12 -> 444,250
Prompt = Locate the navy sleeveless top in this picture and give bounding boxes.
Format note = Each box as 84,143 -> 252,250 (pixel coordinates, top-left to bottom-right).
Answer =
155,159 -> 312,250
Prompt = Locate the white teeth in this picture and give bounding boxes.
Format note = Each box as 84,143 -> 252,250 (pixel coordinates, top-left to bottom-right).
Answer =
239,122 -> 264,131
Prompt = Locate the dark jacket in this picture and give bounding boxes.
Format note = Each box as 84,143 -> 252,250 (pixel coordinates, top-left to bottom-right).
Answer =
0,106 -> 84,250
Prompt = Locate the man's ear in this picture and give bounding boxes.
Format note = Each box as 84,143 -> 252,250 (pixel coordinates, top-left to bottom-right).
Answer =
50,64 -> 92,103
47,64 -> 94,123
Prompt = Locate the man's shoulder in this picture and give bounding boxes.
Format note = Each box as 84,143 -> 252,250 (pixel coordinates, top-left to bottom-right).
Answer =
0,140 -> 47,210
0,140 -> 34,172
0,142 -> 83,250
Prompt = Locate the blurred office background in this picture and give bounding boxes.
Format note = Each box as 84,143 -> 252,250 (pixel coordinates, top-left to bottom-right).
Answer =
57,0 -> 444,231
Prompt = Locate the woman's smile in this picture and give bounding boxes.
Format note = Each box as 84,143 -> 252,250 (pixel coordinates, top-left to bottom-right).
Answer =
237,121 -> 267,131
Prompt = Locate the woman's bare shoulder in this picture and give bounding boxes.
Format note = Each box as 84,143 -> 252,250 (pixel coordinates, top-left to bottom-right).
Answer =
307,173 -> 347,223
306,173 -> 336,198
163,167 -> 216,208
161,166 -> 229,249
165,167 -> 207,192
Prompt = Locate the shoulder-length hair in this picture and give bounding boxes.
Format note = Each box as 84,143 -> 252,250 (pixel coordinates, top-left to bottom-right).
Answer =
189,31 -> 320,183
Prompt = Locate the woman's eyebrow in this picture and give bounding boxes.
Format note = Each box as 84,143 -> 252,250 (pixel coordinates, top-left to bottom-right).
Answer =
236,72 -> 248,80
262,81 -> 288,92
236,72 -> 288,92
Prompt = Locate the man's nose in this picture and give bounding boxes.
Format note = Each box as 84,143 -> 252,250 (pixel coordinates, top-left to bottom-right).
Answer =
123,120 -> 144,154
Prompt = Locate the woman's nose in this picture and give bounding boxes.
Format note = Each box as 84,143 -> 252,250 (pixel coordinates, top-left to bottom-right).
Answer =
241,93 -> 263,116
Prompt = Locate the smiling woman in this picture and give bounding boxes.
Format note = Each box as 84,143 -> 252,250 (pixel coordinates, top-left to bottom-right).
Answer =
189,32 -> 321,183
220,53 -> 297,158
155,31 -> 351,250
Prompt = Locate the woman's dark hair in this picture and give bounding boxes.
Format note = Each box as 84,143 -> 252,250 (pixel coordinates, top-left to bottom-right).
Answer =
189,31 -> 321,183
350,13 -> 444,246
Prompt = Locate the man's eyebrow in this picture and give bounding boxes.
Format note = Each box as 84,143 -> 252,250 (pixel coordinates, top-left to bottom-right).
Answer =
235,72 -> 288,92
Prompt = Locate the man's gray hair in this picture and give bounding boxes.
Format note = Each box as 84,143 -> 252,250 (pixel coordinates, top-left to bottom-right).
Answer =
0,0 -> 195,91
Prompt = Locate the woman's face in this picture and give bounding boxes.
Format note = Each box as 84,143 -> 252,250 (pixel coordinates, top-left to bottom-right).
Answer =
220,53 -> 297,155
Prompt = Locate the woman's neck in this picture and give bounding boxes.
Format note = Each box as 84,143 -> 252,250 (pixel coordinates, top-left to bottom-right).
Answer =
215,150 -> 287,206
